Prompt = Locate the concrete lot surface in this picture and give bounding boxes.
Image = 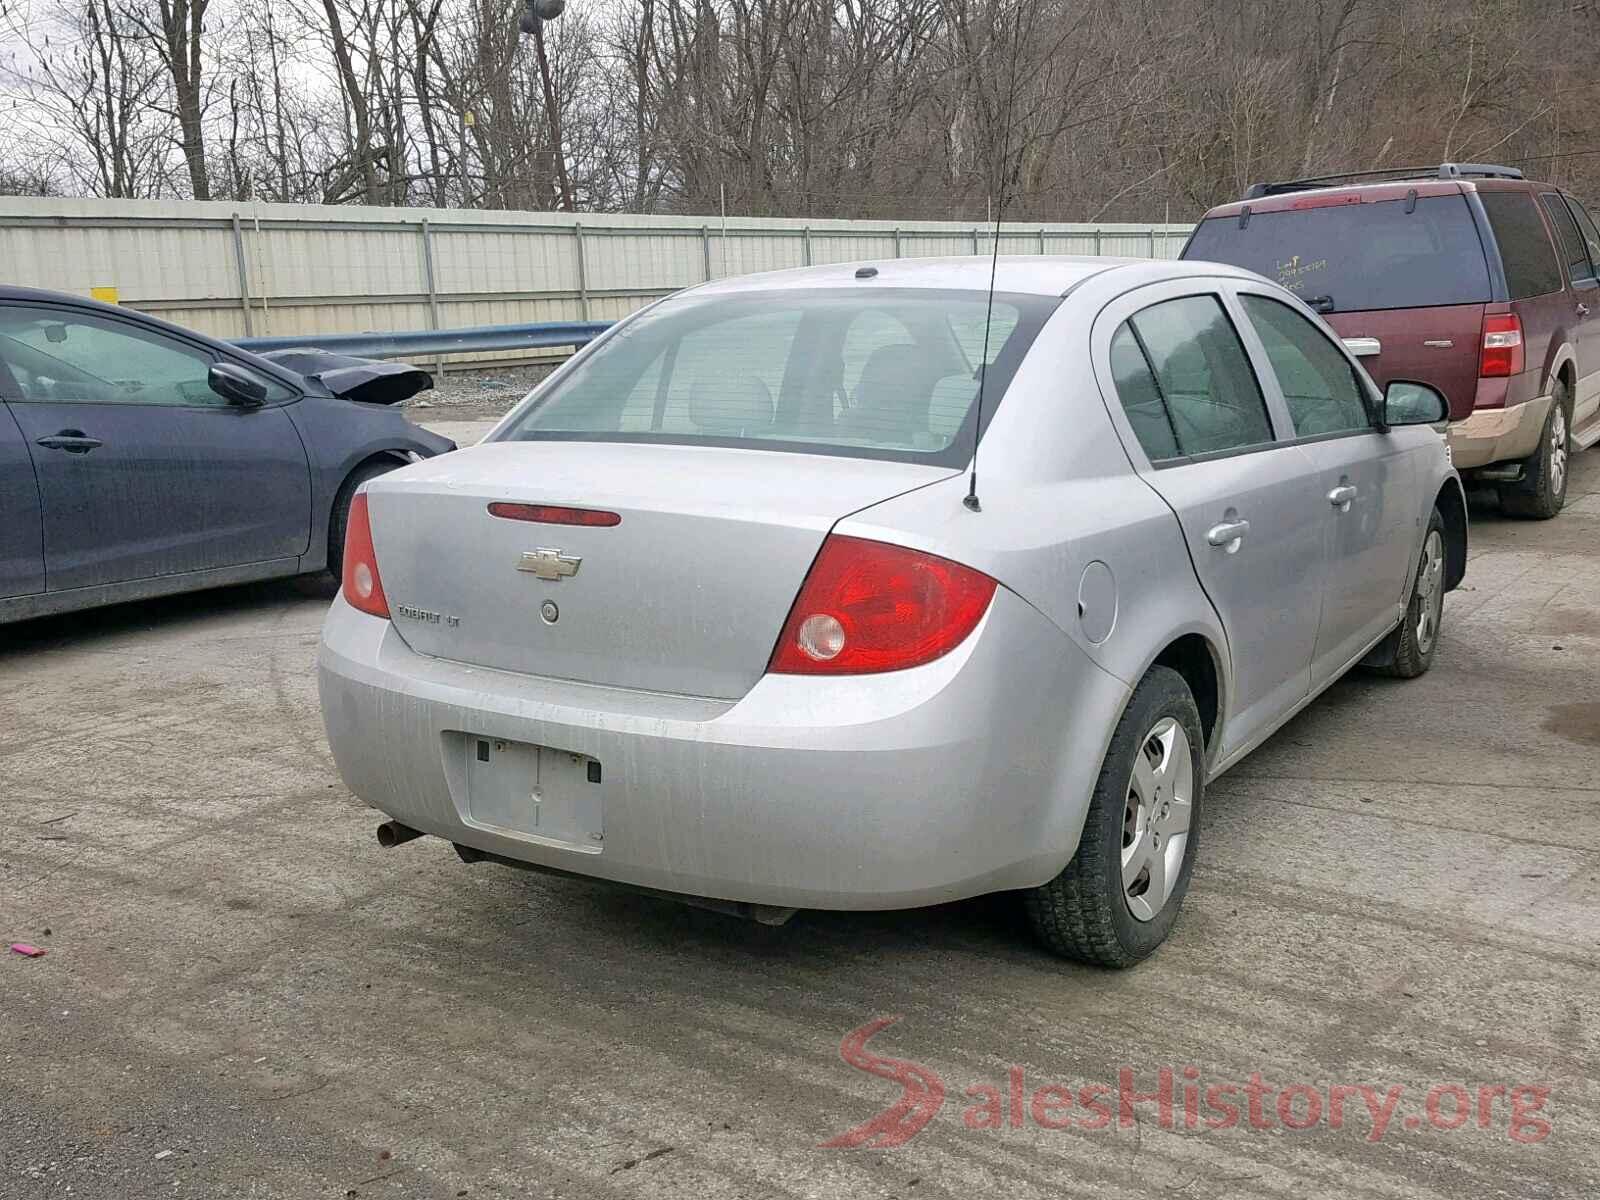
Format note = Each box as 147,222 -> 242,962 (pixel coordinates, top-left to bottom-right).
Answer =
3,448 -> 1597,1199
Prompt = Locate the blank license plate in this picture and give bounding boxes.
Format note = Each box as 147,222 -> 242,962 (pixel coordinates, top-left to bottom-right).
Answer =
461,736 -> 603,850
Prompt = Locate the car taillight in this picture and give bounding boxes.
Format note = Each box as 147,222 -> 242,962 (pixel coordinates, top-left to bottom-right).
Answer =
342,492 -> 391,619
1480,314 -> 1524,378
767,535 -> 997,675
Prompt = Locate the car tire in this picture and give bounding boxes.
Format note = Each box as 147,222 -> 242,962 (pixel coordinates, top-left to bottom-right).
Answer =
1024,665 -> 1204,968
327,461 -> 399,582
1368,507 -> 1447,679
1500,382 -> 1570,520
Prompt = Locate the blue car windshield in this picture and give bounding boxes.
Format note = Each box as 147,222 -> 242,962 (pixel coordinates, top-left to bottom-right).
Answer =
498,287 -> 1059,466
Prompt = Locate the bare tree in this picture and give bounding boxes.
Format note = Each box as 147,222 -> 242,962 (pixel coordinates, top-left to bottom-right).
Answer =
123,0 -> 213,199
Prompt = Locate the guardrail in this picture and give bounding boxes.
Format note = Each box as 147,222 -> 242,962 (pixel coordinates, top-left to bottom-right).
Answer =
232,319 -> 613,361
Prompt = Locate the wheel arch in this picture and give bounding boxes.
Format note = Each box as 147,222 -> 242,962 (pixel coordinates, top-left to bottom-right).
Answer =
1547,343 -> 1578,403
1434,477 -> 1469,592
1145,631 -> 1227,762
323,451 -> 413,567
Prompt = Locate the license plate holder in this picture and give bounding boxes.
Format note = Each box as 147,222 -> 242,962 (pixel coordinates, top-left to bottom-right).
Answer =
461,736 -> 603,850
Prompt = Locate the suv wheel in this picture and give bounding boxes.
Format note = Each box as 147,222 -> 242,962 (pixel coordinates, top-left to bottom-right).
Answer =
1024,666 -> 1203,968
1501,382 -> 1570,519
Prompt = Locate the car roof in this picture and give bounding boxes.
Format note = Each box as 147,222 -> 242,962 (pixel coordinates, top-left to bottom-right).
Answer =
0,283 -> 125,309
682,255 -> 1262,299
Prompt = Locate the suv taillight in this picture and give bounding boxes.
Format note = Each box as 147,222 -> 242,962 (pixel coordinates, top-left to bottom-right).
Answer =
767,535 -> 997,675
1480,313 -> 1524,378
342,493 -> 391,619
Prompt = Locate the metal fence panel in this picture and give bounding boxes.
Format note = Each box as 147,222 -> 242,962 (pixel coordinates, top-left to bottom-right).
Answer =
0,197 -> 1194,366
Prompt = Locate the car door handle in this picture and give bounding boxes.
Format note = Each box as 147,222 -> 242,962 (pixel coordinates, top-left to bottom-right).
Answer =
36,431 -> 103,454
1206,519 -> 1250,547
1342,336 -> 1382,358
1328,484 -> 1358,509
1578,303 -> 1591,318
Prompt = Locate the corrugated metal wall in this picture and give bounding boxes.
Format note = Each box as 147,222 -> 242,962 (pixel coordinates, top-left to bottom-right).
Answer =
0,198 -> 1194,363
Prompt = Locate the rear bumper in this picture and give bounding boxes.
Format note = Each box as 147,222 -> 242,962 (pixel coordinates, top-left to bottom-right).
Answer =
317,590 -> 1130,911
1448,392 -> 1552,470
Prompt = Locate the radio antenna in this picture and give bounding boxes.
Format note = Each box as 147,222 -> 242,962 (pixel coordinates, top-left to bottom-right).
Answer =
964,4 -> 1023,514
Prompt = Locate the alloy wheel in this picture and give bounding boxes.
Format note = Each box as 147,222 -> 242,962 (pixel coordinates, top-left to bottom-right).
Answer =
1550,402 -> 1569,499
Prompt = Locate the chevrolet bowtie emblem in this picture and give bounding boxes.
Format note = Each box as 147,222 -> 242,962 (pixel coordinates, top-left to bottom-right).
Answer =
518,548 -> 582,580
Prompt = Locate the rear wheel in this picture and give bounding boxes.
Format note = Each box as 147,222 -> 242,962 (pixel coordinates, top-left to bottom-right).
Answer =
1024,666 -> 1203,968
1500,382 -> 1570,519
1368,508 -> 1446,679
328,461 -> 400,581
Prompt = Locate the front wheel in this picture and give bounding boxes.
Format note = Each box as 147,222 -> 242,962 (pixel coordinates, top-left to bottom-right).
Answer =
1024,666 -> 1204,968
327,461 -> 400,581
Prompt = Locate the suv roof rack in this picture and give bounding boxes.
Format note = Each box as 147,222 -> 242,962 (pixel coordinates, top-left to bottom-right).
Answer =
1243,162 -> 1525,199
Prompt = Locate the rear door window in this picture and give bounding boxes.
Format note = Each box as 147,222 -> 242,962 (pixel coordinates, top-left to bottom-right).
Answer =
1480,190 -> 1563,299
1240,295 -> 1373,437
1540,193 -> 1595,283
1182,195 -> 1491,313
1114,295 -> 1275,459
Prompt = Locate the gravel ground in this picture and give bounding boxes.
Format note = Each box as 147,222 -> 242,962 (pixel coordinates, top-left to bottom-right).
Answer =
2,447 -> 1597,1199
401,363 -> 554,422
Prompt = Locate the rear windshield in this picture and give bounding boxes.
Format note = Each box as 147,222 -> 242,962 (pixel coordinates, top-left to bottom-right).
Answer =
497,288 -> 1058,466
1183,194 -> 1492,313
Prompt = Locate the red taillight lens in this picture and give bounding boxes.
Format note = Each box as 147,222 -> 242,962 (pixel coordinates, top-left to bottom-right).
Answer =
341,492 -> 390,619
1480,313 -> 1524,378
768,535 -> 997,675
487,502 -> 621,527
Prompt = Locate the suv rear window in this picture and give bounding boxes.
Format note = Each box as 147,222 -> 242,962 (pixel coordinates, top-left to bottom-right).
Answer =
1479,191 -> 1563,298
1183,194 -> 1491,313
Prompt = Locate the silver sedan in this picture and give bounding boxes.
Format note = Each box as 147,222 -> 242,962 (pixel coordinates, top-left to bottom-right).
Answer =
318,257 -> 1466,967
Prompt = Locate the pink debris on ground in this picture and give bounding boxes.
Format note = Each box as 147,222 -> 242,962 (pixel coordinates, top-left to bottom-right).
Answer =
9,943 -> 46,958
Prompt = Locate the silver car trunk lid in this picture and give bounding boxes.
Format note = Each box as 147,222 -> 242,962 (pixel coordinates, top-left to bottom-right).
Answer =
366,440 -> 954,698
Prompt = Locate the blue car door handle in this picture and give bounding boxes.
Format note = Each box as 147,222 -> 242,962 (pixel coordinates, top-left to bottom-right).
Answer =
36,430 -> 103,454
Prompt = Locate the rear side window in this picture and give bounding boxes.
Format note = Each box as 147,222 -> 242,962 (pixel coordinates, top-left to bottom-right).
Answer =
1565,198 -> 1600,270
1240,295 -> 1372,437
1110,295 -> 1275,460
1110,324 -> 1179,461
1540,193 -> 1594,283
1480,191 -> 1563,298
1183,195 -> 1491,313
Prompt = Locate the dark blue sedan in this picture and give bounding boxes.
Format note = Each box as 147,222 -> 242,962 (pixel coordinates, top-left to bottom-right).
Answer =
0,287 -> 452,624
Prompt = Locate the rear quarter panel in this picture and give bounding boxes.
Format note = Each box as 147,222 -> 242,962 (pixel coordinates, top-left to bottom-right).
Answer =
840,289 -> 1232,764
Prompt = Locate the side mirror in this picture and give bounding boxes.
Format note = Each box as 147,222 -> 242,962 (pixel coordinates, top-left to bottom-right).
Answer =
209,362 -> 269,408
1384,380 -> 1449,427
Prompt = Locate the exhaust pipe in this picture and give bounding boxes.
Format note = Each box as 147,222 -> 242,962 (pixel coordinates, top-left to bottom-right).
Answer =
376,820 -> 424,849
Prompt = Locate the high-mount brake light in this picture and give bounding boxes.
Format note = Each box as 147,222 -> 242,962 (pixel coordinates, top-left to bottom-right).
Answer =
488,503 -> 621,527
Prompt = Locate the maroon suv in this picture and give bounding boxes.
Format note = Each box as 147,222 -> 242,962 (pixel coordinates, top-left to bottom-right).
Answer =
1182,162 -> 1600,517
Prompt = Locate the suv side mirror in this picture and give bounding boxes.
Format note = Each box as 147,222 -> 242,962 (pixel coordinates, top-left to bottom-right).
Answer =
209,362 -> 269,408
1384,380 -> 1448,427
